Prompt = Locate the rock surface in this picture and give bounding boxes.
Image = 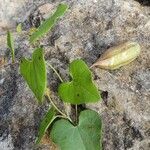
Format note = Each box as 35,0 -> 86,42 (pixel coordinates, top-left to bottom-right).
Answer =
0,0 -> 150,150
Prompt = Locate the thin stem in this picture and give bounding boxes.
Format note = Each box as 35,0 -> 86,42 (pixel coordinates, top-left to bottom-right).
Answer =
46,92 -> 73,123
55,115 -> 72,122
64,102 -> 70,117
46,93 -> 66,117
53,115 -> 73,124
46,62 -> 63,83
57,115 -> 73,124
75,105 -> 78,124
46,63 -> 73,123
46,62 -> 70,117
55,115 -> 67,119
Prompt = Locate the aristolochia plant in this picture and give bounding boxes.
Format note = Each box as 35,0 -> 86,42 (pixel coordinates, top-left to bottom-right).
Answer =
6,2 -> 141,150
17,4 -> 102,150
6,3 -> 102,150
20,48 -> 102,150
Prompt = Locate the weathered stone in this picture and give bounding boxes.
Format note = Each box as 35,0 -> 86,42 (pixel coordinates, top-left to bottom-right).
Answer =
0,0 -> 150,150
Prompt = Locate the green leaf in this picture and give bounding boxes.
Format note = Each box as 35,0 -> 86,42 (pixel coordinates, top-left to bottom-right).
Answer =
51,109 -> 102,150
30,3 -> 68,43
36,107 -> 56,144
58,59 -> 101,104
20,48 -> 47,103
7,31 -> 15,63
16,23 -> 22,33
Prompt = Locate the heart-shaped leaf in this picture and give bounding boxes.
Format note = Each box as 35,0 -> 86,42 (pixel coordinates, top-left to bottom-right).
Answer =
58,59 -> 101,104
51,109 -> 102,150
36,107 -> 56,144
20,48 -> 47,103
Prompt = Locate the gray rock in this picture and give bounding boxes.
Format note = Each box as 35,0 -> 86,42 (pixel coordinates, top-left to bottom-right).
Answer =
0,0 -> 150,150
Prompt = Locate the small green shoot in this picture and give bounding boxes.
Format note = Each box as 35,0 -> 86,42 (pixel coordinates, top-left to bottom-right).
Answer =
30,3 -> 68,43
7,30 -> 15,63
51,110 -> 102,150
16,23 -> 22,33
20,48 -> 47,103
58,59 -> 101,104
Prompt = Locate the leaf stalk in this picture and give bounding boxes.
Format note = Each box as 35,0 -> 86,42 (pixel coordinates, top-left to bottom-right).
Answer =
46,92 -> 72,123
46,62 -> 64,83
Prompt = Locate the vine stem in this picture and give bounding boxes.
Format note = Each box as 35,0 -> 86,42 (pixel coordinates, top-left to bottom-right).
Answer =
46,92 -> 66,116
46,90 -> 72,123
46,62 -> 63,83
75,104 -> 78,124
46,62 -> 71,118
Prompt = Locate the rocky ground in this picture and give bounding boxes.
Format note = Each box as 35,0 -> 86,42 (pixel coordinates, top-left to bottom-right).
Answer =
0,0 -> 150,150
